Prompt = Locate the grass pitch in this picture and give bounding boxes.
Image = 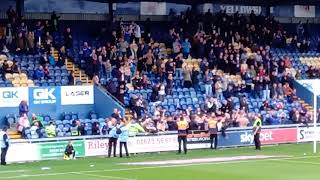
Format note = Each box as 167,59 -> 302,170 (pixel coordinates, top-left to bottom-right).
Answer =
0,143 -> 319,180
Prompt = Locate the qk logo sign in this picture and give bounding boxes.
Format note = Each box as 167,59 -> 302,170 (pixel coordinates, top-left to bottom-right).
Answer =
0,87 -> 28,107
33,88 -> 56,104
2,91 -> 19,99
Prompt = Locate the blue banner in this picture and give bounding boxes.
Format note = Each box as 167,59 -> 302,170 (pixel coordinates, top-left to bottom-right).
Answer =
28,86 -> 61,115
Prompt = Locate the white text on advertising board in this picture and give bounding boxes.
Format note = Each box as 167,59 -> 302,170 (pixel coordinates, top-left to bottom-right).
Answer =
33,88 -> 56,104
240,132 -> 273,143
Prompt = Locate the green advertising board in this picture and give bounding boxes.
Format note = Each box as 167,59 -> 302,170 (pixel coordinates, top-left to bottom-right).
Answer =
38,140 -> 85,160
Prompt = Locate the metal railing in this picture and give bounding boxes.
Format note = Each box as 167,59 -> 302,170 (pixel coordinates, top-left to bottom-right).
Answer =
11,123 -> 318,144
96,85 -> 125,107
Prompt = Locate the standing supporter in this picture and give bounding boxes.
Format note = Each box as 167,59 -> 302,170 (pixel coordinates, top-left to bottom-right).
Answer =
183,66 -> 192,88
19,100 -> 29,117
108,124 -> 119,158
172,38 -> 181,57
181,38 -> 191,59
0,127 -> 9,166
119,119 -> 129,158
15,32 -> 27,55
64,27 -> 73,50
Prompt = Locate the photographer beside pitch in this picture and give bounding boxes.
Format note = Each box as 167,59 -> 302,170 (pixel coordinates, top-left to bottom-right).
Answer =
64,141 -> 76,160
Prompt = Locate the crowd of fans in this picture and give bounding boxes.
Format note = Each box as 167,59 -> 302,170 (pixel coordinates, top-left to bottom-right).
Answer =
72,9 -> 317,133
0,8 -> 73,84
1,7 -> 320,136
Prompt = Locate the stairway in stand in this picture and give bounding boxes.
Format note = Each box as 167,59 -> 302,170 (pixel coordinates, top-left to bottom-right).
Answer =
8,129 -> 21,139
51,48 -> 92,85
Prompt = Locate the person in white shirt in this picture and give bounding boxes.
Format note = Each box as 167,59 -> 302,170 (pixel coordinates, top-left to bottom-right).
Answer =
134,24 -> 141,43
0,126 -> 9,165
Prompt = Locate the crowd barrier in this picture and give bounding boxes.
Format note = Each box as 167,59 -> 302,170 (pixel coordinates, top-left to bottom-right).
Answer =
7,125 -> 320,163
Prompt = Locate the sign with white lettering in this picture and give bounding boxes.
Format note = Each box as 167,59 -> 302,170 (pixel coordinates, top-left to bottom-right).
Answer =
220,5 -> 261,15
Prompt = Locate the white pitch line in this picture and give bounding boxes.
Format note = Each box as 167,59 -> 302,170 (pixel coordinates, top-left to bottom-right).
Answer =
275,159 -> 320,166
72,172 -> 137,180
0,155 -> 319,179
0,170 -> 27,174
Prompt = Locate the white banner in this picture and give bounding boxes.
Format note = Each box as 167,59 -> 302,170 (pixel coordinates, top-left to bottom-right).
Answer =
0,87 -> 28,107
297,127 -> 320,142
61,85 -> 94,105
140,2 -> 166,15
85,135 -> 215,157
85,135 -> 178,156
220,5 -> 261,15
294,5 -> 315,18
7,143 -> 39,163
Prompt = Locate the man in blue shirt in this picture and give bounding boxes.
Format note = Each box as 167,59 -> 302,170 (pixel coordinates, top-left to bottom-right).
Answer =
108,124 -> 119,158
119,119 -> 129,158
181,38 -> 191,59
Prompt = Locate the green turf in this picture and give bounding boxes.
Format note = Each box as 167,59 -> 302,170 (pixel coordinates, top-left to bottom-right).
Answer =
1,143 -> 320,180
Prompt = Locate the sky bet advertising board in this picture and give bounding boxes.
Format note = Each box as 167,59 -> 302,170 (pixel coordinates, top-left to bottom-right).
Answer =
218,128 -> 297,147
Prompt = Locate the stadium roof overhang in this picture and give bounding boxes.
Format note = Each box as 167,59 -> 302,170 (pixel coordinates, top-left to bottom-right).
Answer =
85,0 -> 320,6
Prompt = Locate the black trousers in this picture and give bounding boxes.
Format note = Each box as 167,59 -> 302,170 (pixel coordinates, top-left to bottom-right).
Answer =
1,147 -> 8,165
254,133 -> 261,150
65,150 -> 76,158
119,142 -> 129,157
108,137 -> 117,157
178,136 -> 187,154
210,134 -> 218,149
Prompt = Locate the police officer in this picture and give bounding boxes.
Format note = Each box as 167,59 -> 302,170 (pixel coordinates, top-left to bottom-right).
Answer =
177,116 -> 189,154
108,124 -> 119,158
253,115 -> 262,150
0,126 -> 9,165
208,113 -> 218,149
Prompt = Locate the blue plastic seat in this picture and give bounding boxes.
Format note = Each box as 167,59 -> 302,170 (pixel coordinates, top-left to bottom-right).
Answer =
63,120 -> 70,125
63,127 -> 69,132
71,113 -> 78,120
55,120 -> 63,125
90,113 -> 97,120
57,132 -> 65,137
57,124 -> 64,130
63,112 -> 71,120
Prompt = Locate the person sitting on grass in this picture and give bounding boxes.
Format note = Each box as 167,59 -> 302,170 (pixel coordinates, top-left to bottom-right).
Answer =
64,141 -> 76,160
